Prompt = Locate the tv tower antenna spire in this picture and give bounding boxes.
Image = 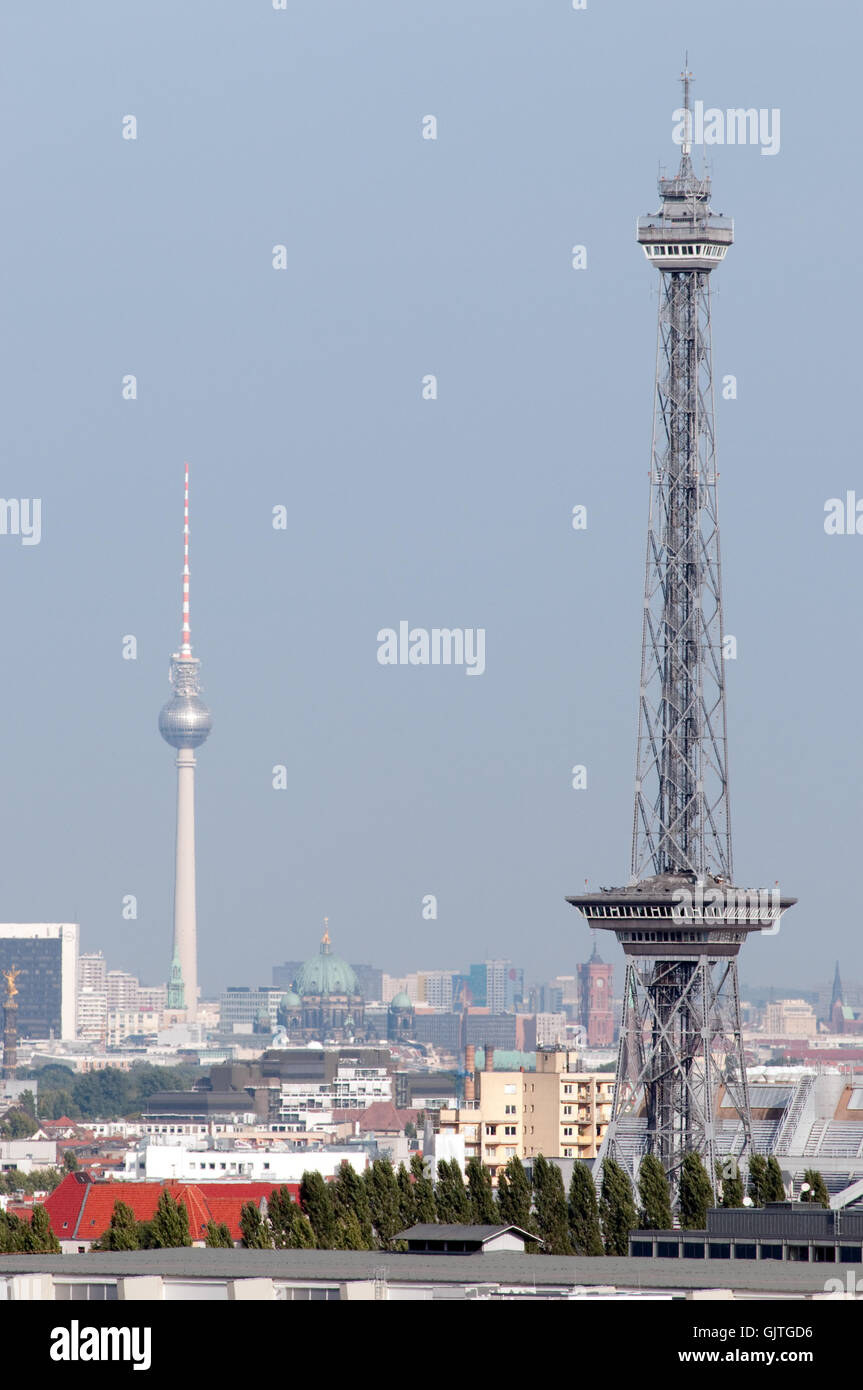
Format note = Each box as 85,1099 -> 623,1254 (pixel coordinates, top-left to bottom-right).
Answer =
158,463 -> 212,1021
567,74 -> 796,1199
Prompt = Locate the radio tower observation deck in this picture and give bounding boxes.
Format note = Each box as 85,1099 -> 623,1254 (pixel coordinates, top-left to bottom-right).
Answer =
567,70 -> 796,1197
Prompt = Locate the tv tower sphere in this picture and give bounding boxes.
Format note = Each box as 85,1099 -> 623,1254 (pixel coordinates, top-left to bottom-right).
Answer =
158,690 -> 212,750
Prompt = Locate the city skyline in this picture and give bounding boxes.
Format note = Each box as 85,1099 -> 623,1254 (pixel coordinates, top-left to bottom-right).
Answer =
0,2 -> 856,995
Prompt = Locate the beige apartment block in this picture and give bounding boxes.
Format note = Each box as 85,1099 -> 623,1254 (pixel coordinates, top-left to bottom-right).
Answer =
437,1053 -> 614,1180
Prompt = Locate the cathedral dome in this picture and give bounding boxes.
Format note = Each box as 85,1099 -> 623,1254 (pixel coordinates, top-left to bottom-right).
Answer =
389,991 -> 412,1011
281,990 -> 301,1008
295,928 -> 359,998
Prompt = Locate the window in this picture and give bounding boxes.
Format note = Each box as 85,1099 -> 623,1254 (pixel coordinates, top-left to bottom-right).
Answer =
631,1242 -> 652,1258
839,1247 -> 862,1263
504,1084 -> 516,1094
563,1127 -> 573,1137
504,1126 -> 516,1136
682,1243 -> 704,1259
563,1085 -> 572,1094
657,1242 -> 679,1259
563,1149 -> 573,1158
563,1105 -> 572,1116
505,1105 -> 516,1115
709,1244 -> 731,1260
760,1244 -> 783,1261
486,1125 -> 497,1135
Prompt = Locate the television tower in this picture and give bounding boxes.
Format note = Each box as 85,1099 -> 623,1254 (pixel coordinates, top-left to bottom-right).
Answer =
567,71 -> 795,1195
158,464 -> 212,1020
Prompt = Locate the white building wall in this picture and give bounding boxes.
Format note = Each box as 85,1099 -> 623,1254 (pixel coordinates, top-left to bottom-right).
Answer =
124,1141 -> 366,1183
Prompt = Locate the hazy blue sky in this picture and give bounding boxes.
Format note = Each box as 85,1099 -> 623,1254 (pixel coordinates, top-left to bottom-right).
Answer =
0,0 -> 856,998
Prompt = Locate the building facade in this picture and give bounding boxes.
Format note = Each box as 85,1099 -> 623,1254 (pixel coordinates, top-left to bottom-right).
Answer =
0,924 -> 78,1039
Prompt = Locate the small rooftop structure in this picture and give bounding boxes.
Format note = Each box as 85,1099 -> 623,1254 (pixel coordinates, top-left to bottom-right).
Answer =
395,1223 -> 537,1255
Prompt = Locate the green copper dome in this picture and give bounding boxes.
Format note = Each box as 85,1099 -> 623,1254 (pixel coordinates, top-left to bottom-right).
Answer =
389,991 -> 412,1010
295,928 -> 359,998
281,989 -> 301,1008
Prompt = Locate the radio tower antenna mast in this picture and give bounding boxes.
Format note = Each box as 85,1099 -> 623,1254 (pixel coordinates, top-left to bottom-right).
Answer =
567,70 -> 796,1199
158,463 -> 213,1021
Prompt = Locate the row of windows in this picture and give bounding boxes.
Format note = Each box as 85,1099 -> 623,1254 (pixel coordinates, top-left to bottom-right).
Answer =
644,243 -> 725,259
632,1241 -> 863,1263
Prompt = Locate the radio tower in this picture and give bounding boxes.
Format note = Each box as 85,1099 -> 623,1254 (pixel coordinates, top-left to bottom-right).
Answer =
567,70 -> 795,1196
158,463 -> 212,1021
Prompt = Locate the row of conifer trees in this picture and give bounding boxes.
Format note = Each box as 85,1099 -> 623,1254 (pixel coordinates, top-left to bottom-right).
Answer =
89,1152 -> 831,1256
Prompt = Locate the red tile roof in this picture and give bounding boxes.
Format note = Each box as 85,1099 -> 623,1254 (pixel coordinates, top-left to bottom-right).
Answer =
332,1102 -> 419,1134
43,1174 -> 301,1244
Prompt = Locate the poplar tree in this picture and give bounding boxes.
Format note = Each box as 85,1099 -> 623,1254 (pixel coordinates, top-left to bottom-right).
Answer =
569,1161 -> 604,1256
299,1171 -> 337,1249
679,1153 -> 713,1229
410,1153 -> 437,1223
532,1155 -> 573,1254
26,1205 -> 60,1254
800,1169 -> 829,1208
747,1154 -> 768,1207
496,1156 -> 533,1229
434,1159 -> 471,1225
466,1159 -> 497,1225
715,1161 -> 744,1209
599,1158 -> 637,1255
394,1163 -> 415,1231
97,1200 -> 141,1251
637,1154 -> 673,1230
365,1158 -> 402,1249
204,1220 -> 232,1248
764,1156 -> 786,1203
332,1163 -> 375,1248
149,1191 -> 192,1248
240,1201 -> 272,1249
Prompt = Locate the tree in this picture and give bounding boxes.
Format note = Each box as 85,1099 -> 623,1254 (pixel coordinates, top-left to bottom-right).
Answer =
24,1205 -> 60,1254
569,1161 -> 603,1256
396,1163 -> 416,1231
18,1090 -> 37,1119
532,1155 -> 572,1255
466,1159 -> 496,1225
638,1154 -> 673,1230
599,1158 -> 637,1255
148,1191 -> 192,1248
299,1171 -> 337,1249
365,1159 -> 402,1250
240,1201 -> 272,1250
434,1159 -> 471,1225
404,1122 -> 417,1139
679,1153 -> 713,1229
747,1154 -> 768,1207
95,1200 -> 141,1252
800,1168 -> 829,1208
496,1157 -> 533,1230
204,1220 -> 233,1248
332,1164 -> 375,1249
764,1156 -> 786,1203
410,1153 -> 437,1223
0,1108 -> 38,1140
715,1161 -> 745,1209
63,1150 -> 80,1173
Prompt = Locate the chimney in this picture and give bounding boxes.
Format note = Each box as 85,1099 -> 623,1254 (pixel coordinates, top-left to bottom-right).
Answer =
464,1044 -> 476,1102
484,1043 -> 494,1073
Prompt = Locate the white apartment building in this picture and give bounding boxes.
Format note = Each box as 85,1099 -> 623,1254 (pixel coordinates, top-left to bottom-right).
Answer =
77,953 -> 107,993
106,971 -> 140,1013
76,988 -> 108,1044
107,1010 -> 161,1047
123,1138 -> 366,1183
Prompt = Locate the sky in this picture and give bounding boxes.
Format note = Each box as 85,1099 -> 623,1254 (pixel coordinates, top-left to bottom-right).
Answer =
0,0 -> 857,999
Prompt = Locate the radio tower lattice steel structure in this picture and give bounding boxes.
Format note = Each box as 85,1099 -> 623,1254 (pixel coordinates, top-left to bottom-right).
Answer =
567,70 -> 795,1197
158,463 -> 212,1021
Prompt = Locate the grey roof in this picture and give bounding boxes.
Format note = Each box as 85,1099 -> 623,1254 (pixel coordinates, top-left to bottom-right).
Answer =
0,1248 -> 853,1293
395,1224 -> 533,1242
